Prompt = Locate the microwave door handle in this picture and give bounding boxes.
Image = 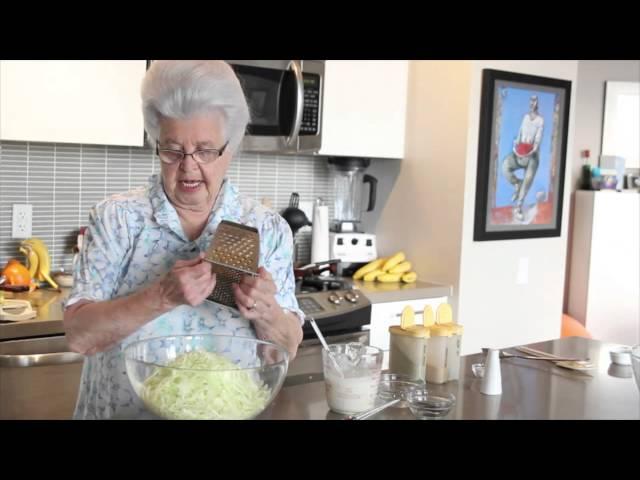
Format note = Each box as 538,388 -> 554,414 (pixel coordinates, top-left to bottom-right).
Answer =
286,60 -> 304,147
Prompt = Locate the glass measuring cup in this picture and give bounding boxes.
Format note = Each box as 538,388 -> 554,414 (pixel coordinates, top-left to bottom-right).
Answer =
322,343 -> 383,415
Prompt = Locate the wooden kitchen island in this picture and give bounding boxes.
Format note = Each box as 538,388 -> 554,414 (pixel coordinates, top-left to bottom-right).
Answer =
259,337 -> 640,420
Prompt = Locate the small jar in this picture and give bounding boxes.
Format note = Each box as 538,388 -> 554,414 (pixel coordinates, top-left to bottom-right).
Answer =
426,325 -> 452,384
389,324 -> 430,381
434,303 -> 461,382
444,323 -> 463,381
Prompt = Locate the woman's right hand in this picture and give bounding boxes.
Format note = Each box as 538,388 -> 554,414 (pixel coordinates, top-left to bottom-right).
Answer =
157,253 -> 217,310
65,253 -> 216,356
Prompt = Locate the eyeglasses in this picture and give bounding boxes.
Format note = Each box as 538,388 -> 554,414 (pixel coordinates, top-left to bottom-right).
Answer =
156,141 -> 229,165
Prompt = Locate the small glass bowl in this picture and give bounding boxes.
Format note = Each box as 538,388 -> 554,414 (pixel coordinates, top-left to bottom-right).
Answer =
406,388 -> 456,419
631,345 -> 640,392
609,347 -> 632,366
471,363 -> 485,378
608,363 -> 633,378
377,373 -> 423,408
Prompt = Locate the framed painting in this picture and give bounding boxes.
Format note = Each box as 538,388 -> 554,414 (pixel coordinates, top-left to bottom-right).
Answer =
474,69 -> 571,241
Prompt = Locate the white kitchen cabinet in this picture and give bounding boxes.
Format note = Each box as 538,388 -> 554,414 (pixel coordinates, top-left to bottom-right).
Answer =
567,191 -> 640,345
0,60 -> 147,147
319,60 -> 408,159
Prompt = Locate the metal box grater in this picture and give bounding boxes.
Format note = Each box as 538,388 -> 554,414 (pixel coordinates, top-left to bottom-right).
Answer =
204,220 -> 260,310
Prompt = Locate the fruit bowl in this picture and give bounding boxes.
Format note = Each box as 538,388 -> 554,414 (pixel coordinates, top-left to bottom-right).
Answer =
124,334 -> 289,420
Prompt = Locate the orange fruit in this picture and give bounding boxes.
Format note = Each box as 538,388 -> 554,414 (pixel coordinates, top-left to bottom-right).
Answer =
1,259 -> 32,286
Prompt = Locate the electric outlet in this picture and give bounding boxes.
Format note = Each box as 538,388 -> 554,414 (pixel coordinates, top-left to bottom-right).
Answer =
12,204 -> 32,239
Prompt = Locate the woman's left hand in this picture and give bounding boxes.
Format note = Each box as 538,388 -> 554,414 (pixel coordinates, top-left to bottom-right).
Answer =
233,267 -> 303,358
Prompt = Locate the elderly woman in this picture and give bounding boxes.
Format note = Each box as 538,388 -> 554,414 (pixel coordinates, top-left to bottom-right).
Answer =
64,60 -> 304,419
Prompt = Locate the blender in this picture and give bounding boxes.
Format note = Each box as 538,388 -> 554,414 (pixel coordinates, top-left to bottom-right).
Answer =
327,157 -> 378,268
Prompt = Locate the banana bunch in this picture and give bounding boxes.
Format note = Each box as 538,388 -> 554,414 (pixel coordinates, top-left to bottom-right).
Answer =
352,252 -> 418,284
19,237 -> 59,289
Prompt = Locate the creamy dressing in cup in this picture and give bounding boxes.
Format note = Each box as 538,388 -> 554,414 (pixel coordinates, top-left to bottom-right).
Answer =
322,343 -> 383,415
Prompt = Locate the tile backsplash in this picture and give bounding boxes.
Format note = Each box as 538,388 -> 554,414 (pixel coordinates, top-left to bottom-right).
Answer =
0,140 -> 333,272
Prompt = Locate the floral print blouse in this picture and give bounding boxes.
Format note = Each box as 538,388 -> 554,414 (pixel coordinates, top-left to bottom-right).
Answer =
66,174 -> 303,419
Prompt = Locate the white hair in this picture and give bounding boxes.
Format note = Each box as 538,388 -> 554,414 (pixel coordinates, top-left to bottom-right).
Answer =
141,60 -> 250,154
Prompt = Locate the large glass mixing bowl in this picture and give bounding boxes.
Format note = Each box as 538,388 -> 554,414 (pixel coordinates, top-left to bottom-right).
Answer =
124,334 -> 289,420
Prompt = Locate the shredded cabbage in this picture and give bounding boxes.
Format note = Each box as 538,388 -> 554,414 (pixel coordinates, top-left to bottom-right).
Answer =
142,350 -> 270,420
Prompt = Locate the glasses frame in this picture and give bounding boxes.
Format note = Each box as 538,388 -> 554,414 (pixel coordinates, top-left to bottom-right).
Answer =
156,141 -> 229,165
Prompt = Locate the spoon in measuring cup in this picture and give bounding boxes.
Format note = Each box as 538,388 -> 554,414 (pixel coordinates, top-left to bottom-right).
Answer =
344,399 -> 401,420
307,317 -> 344,377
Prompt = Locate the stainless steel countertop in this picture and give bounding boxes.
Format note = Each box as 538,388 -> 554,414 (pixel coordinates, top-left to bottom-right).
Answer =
0,278 -> 453,341
352,279 -> 452,304
0,288 -> 70,340
257,337 -> 640,420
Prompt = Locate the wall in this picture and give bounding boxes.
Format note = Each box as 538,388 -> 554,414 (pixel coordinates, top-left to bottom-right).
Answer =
359,157 -> 402,235
377,60 -> 579,355
376,60 -> 472,311
571,61 -> 640,191
563,60 -> 640,312
458,61 -> 579,354
0,141 -> 333,272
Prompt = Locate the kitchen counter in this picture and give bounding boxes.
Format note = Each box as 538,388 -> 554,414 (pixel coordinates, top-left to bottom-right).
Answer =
352,279 -> 451,304
258,337 -> 640,420
1,278 -> 451,341
0,288 -> 70,340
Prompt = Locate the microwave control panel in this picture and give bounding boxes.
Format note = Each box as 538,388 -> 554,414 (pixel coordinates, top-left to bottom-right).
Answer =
300,73 -> 320,135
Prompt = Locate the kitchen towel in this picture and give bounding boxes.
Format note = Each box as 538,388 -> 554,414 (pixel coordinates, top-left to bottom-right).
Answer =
311,204 -> 330,264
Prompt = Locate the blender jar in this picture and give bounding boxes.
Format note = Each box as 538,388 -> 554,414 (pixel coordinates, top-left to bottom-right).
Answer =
327,157 -> 377,231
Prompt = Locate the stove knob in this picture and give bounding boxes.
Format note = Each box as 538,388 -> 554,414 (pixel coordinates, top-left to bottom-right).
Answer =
328,294 -> 341,305
344,292 -> 358,303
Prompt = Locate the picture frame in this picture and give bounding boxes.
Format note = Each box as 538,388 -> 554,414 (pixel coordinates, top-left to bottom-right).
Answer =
473,69 -> 572,241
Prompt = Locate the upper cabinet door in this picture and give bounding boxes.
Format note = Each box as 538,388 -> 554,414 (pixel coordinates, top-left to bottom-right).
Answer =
319,60 -> 408,159
0,60 -> 147,147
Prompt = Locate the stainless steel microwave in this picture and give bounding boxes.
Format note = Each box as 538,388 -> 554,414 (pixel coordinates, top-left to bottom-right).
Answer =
226,60 -> 324,154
